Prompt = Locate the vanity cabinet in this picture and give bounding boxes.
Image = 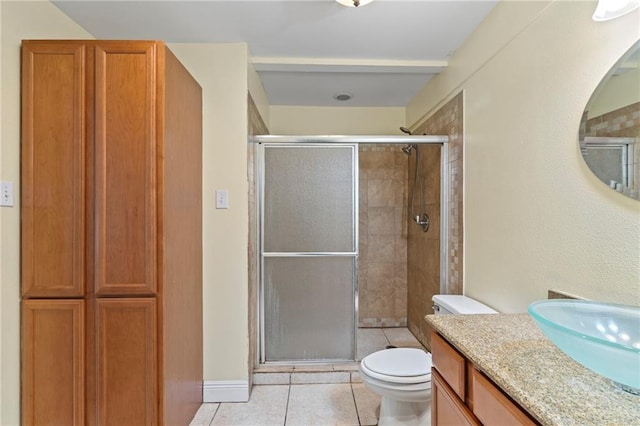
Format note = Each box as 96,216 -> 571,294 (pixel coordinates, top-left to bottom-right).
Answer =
431,332 -> 539,426
21,40 -> 203,426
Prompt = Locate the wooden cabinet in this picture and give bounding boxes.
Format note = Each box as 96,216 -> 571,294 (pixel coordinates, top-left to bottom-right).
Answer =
21,40 -> 203,426
471,368 -> 537,426
21,43 -> 87,299
22,300 -> 85,425
432,369 -> 478,426
431,332 -> 539,426
431,332 -> 480,425
431,331 -> 466,400
93,42 -> 158,297
95,299 -> 157,425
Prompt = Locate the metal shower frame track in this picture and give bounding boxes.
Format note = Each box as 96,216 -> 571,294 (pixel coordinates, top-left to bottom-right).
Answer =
252,134 -> 450,365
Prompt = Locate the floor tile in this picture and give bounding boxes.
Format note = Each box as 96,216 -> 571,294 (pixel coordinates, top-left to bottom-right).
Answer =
293,365 -> 334,372
196,328 -> 421,425
332,363 -> 359,372
211,385 -> 289,426
383,327 -> 424,349
350,371 -> 363,383
291,371 -> 351,384
286,384 -> 359,426
253,372 -> 291,385
190,403 -> 219,426
356,328 -> 389,360
254,365 -> 294,373
352,383 -> 381,426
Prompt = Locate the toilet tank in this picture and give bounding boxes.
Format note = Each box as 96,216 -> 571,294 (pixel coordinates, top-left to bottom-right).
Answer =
432,295 -> 498,315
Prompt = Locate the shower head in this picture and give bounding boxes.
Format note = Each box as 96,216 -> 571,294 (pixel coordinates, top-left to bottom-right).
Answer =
402,144 -> 417,155
399,126 -> 412,135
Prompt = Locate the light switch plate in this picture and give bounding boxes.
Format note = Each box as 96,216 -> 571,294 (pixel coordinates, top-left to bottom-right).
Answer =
0,181 -> 14,207
216,189 -> 229,209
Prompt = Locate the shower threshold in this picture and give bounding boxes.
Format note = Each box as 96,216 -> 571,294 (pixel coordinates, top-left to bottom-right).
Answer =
253,361 -> 361,386
253,327 -> 425,385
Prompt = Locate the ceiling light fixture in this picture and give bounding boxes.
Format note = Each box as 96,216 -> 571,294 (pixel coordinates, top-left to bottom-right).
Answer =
336,0 -> 374,7
592,0 -> 640,21
334,93 -> 352,101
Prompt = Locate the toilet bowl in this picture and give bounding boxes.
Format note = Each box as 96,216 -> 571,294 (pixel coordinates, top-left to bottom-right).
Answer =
358,295 -> 497,426
359,348 -> 432,425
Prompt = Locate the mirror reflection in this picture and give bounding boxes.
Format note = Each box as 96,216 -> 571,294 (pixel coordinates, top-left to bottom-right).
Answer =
581,41 -> 640,200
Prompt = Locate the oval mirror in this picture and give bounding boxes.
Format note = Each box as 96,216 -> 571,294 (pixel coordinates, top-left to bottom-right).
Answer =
580,40 -> 640,200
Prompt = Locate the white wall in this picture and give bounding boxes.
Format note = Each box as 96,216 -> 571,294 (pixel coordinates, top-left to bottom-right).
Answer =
0,2 -> 94,424
588,64 -> 640,117
168,44 -> 251,386
407,0 -> 640,312
248,60 -> 271,128
407,1 -> 553,126
270,106 -> 405,134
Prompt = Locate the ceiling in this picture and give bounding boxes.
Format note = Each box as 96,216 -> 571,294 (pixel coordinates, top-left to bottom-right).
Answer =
52,0 -> 498,107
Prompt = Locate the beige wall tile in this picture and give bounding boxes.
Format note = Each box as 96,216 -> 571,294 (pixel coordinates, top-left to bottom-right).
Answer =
407,93 -> 463,351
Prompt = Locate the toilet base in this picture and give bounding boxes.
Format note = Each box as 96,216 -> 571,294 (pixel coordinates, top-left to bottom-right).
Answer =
378,396 -> 431,426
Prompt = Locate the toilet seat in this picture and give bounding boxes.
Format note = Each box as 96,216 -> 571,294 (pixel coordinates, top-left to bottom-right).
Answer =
361,348 -> 432,384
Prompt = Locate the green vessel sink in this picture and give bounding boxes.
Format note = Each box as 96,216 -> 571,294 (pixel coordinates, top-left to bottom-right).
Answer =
528,300 -> 640,395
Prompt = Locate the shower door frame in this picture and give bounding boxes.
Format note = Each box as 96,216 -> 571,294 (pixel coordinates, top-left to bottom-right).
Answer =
257,142 -> 359,364
253,135 -> 450,365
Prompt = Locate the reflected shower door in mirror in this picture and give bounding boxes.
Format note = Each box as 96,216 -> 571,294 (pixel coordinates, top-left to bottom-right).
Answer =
581,40 -> 639,200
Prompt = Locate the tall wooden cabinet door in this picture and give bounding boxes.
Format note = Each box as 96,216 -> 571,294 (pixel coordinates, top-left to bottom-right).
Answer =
22,300 -> 85,426
96,298 -> 157,425
94,41 -> 158,296
21,42 -> 87,298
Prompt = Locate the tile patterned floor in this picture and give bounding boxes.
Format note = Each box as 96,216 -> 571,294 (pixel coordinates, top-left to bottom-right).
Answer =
190,328 -> 424,426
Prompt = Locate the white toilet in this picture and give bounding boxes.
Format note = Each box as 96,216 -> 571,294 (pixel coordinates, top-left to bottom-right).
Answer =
358,295 -> 497,426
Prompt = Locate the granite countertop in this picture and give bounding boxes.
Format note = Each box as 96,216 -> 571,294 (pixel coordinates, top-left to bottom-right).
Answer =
425,313 -> 640,426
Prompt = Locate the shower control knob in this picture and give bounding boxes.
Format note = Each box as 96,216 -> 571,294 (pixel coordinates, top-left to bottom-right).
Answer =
414,213 -> 430,233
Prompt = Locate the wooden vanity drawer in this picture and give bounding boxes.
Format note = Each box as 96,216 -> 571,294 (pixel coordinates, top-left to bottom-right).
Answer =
431,332 -> 466,400
471,368 -> 538,426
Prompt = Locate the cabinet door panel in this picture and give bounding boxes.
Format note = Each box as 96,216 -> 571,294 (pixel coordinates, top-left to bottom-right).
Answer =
96,298 -> 157,425
22,300 -> 85,426
471,368 -> 538,426
94,42 -> 157,296
21,42 -> 86,298
431,332 -> 466,400
432,369 -> 479,426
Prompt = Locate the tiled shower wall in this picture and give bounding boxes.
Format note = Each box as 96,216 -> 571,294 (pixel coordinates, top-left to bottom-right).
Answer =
358,145 -> 408,327
406,144 -> 441,348
408,92 -> 464,350
584,102 -> 640,138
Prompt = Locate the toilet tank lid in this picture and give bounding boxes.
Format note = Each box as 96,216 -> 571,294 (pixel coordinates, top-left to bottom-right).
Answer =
432,295 -> 498,314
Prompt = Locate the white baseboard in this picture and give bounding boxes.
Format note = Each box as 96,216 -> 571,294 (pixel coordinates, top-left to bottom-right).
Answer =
203,380 -> 250,403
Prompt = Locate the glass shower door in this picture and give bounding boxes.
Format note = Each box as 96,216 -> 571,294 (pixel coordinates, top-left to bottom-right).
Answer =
260,144 -> 357,362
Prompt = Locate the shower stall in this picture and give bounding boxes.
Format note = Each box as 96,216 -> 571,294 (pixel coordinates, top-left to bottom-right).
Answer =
253,135 -> 448,364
